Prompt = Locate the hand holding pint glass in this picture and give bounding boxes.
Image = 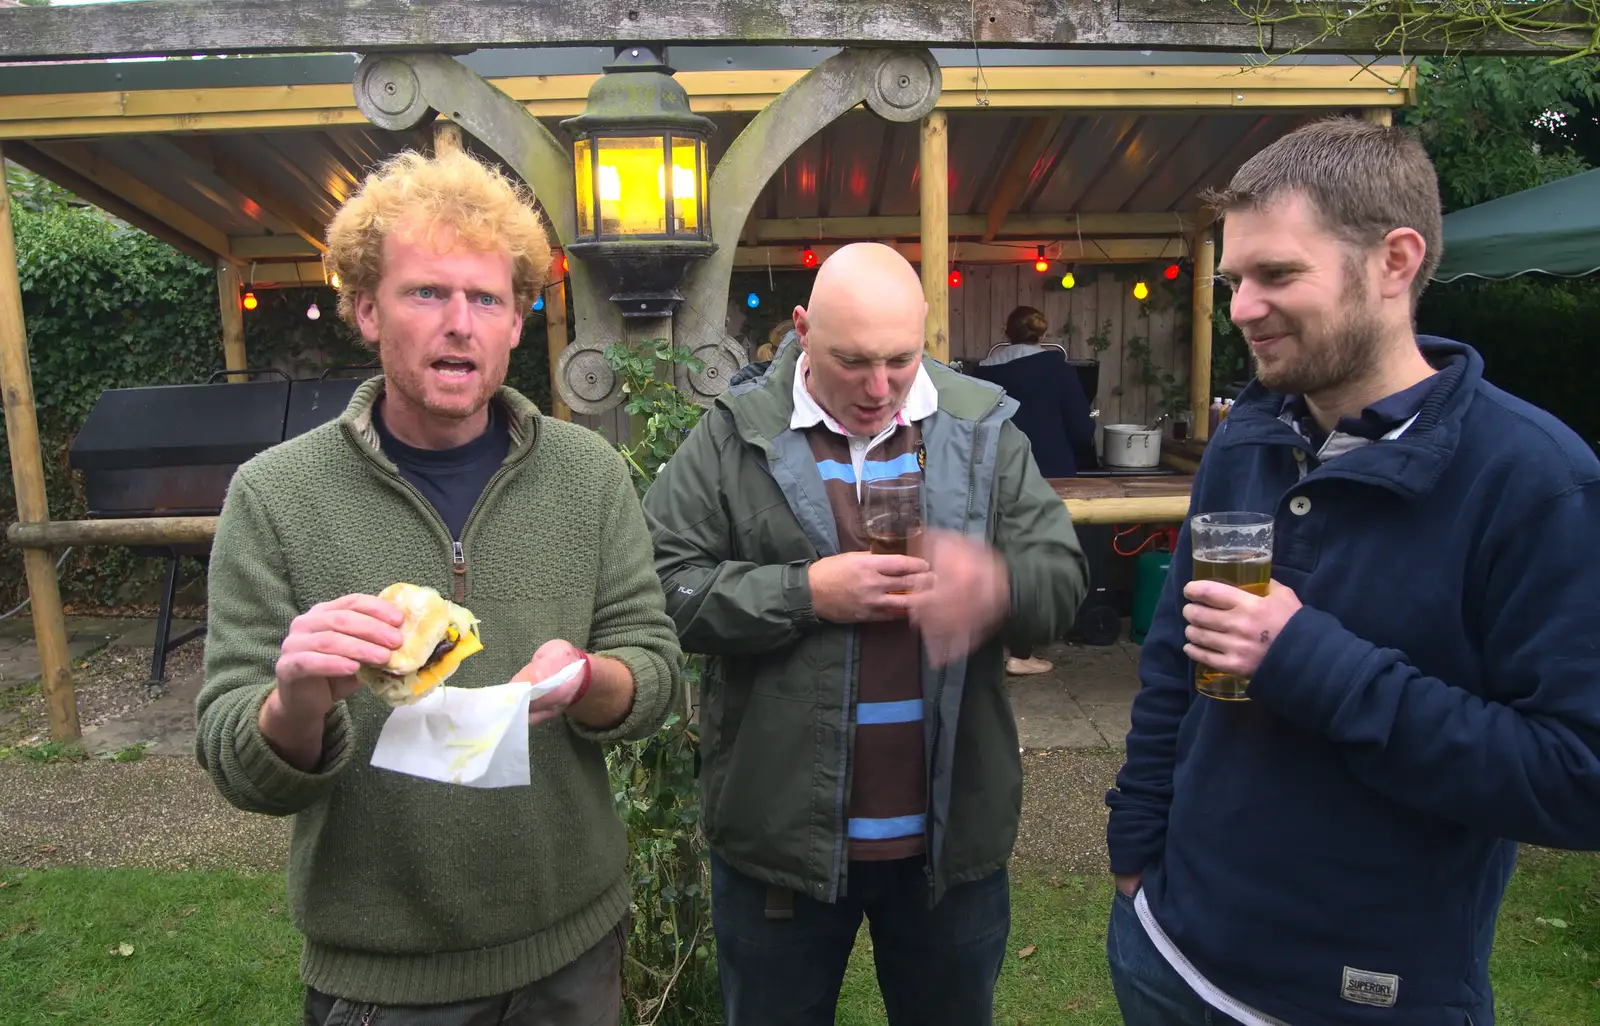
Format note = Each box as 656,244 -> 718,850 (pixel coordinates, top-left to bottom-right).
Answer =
1189,511 -> 1274,700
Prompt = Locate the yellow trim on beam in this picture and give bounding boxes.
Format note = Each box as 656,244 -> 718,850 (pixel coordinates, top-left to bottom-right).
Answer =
0,63 -> 1415,138
736,238 -> 1184,269
757,213 -> 1198,241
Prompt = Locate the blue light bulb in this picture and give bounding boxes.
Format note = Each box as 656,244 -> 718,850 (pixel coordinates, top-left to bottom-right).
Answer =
532,295 -> 545,311
746,292 -> 760,308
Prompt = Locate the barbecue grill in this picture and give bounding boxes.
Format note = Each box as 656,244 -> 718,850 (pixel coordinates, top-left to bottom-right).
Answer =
68,367 -> 374,689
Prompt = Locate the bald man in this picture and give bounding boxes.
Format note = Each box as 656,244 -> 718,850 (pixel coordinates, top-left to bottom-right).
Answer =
643,243 -> 1088,1026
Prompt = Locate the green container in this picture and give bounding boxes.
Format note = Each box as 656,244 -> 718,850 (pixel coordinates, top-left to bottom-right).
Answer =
1131,549 -> 1173,644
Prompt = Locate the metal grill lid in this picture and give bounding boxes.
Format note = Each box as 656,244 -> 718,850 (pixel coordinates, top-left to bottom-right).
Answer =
69,381 -> 291,470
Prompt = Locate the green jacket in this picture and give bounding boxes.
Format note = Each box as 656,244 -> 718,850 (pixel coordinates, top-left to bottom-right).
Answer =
643,341 -> 1087,904
195,379 -> 681,1005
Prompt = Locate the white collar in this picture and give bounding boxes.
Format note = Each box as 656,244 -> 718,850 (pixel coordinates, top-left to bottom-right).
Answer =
789,351 -> 939,438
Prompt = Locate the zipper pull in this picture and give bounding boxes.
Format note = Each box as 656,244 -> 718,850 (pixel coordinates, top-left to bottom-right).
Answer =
452,541 -> 467,602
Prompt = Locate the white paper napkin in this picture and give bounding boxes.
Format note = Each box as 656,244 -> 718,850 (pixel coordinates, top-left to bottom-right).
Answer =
369,659 -> 585,788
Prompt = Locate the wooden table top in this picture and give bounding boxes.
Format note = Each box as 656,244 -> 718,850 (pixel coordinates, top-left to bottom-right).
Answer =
1048,474 -> 1196,501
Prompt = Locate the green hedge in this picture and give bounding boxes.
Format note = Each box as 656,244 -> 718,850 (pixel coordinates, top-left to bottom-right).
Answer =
1417,277 -> 1600,449
1,197 -> 554,611
1208,275 -> 1600,449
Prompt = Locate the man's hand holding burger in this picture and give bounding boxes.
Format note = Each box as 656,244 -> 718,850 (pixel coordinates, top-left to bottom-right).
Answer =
262,593 -> 405,770
515,639 -> 634,730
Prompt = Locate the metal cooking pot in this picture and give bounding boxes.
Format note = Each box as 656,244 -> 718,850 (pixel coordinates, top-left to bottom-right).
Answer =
1101,423 -> 1162,469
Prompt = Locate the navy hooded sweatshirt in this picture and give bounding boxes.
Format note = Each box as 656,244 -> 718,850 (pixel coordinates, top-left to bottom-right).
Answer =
1108,338 -> 1600,1025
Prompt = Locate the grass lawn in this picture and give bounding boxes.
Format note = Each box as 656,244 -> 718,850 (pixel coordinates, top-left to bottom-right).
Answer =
2,851 -> 1596,1024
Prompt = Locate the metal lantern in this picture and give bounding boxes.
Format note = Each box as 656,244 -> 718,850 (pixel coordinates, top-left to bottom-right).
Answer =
560,45 -> 717,318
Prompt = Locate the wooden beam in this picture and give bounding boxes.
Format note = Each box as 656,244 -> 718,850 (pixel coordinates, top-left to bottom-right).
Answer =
216,260 -> 247,383
1065,494 -> 1191,524
434,121 -> 463,155
169,137 -> 329,254
545,267 -> 572,422
32,141 -> 231,259
736,238 -> 1186,269
0,0 -> 1586,58
1190,226 -> 1217,440
8,517 -> 218,549
229,235 -> 323,260
758,213 -> 1197,242
0,142 -> 79,741
243,261 -> 333,287
0,65 -> 1416,140
4,142 -> 217,265
982,116 -> 1060,243
1362,107 -> 1394,126
920,111 -> 949,364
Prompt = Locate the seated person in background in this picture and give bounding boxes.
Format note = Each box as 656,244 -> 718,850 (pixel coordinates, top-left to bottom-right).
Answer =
970,305 -> 1097,675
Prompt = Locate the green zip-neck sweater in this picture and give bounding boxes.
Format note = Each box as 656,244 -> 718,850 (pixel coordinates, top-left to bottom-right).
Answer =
195,378 -> 681,1005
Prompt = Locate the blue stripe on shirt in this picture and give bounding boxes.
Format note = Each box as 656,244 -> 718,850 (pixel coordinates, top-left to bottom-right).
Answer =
814,451 -> 921,485
847,814 -> 926,841
857,699 -> 923,725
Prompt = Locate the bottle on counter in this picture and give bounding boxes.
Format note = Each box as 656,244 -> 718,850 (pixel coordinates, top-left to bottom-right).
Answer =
1208,396 -> 1224,434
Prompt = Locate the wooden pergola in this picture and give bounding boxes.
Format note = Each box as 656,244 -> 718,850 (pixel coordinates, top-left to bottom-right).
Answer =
0,0 -> 1585,737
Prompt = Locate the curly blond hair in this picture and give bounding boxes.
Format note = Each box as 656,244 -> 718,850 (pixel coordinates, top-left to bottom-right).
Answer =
324,148 -> 552,331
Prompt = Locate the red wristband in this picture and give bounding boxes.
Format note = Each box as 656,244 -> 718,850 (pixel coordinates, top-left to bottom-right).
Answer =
569,651 -> 595,708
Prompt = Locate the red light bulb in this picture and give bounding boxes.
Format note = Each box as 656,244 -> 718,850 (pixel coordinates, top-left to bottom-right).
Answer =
1164,263 -> 1181,280
801,247 -> 819,269
948,269 -> 963,288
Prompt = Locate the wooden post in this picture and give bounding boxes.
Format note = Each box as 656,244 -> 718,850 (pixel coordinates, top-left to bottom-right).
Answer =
434,121 -> 463,155
919,111 -> 949,363
1190,226 -> 1216,441
0,142 -> 78,740
216,260 -> 247,383
544,261 -> 571,421
1362,108 -> 1394,126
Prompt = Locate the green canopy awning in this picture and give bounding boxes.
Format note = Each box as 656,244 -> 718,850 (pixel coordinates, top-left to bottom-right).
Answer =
1433,168 -> 1600,283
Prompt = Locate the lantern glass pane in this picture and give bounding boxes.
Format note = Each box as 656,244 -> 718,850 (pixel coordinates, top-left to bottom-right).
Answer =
573,137 -> 595,238
668,136 -> 700,233
595,135 -> 668,236
699,139 -> 710,231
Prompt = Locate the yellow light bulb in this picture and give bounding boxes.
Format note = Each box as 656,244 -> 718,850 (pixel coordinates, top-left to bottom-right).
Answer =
1133,281 -> 1150,301
329,272 -> 341,289
1061,272 -> 1076,290
598,164 -> 622,203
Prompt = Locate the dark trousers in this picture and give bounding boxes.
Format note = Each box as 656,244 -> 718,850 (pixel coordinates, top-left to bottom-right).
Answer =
709,851 -> 1010,1026
1107,889 -> 1239,1026
303,922 -> 623,1026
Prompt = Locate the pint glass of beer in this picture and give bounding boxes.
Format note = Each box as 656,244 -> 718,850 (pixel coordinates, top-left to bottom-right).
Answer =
863,480 -> 924,594
1189,511 -> 1274,700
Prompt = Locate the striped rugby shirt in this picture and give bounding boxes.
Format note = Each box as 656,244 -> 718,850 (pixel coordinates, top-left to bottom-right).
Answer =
792,352 -> 939,860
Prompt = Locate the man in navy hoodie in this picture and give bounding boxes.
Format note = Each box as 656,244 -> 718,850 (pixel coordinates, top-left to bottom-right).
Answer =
1106,116 -> 1600,1025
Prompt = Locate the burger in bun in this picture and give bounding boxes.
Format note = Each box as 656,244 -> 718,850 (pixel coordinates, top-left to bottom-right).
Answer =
356,582 -> 483,706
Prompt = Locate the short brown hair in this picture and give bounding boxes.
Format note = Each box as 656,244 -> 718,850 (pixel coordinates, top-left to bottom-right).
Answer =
324,148 -> 552,331
1201,117 -> 1442,305
1005,305 -> 1049,345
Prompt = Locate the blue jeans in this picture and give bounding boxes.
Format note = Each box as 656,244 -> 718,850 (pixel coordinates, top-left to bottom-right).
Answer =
1107,888 -> 1238,1026
709,852 -> 1010,1026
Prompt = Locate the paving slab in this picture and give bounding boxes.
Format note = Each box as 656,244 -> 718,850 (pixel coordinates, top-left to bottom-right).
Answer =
80,665 -> 204,758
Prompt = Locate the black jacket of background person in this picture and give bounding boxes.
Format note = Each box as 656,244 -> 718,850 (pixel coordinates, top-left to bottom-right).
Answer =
968,349 -> 1097,477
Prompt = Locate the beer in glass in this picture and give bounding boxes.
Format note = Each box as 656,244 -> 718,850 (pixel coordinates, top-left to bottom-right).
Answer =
863,479 -> 924,593
1189,511 -> 1274,700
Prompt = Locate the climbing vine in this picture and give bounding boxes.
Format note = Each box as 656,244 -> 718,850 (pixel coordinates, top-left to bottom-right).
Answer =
1225,0 -> 1600,63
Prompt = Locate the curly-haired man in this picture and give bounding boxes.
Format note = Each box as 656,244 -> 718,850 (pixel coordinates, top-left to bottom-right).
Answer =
196,147 -> 681,1026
